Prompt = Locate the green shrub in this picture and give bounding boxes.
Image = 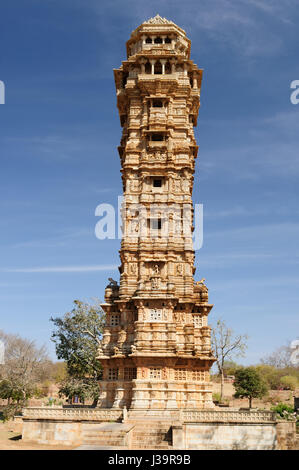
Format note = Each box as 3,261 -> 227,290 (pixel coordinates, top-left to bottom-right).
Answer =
212,393 -> 221,402
271,402 -> 296,421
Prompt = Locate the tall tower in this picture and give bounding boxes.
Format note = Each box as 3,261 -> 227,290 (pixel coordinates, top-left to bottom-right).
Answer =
98,15 -> 215,410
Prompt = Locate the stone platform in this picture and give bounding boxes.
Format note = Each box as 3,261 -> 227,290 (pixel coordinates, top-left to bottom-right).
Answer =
21,407 -> 296,450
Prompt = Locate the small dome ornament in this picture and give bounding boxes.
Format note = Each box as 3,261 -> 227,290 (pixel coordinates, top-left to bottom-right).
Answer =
145,14 -> 174,25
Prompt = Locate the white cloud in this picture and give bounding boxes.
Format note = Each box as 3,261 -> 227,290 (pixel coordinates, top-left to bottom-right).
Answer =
1,264 -> 118,273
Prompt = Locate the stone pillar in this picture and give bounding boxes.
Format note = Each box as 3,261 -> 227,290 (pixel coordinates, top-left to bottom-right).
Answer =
161,59 -> 166,75
150,60 -> 155,75
193,73 -> 198,89
170,59 -> 176,74
140,59 -> 146,74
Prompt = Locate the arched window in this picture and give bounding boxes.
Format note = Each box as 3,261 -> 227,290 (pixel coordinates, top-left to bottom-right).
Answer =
145,37 -> 152,44
165,61 -> 171,74
154,60 -> 162,74
165,37 -> 171,44
145,62 -> 151,74
154,37 -> 162,44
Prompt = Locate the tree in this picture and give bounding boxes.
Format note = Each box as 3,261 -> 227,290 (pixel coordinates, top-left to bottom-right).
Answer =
59,377 -> 101,405
234,367 -> 268,408
50,299 -> 105,406
261,343 -> 295,369
0,330 -> 50,419
211,319 -> 248,402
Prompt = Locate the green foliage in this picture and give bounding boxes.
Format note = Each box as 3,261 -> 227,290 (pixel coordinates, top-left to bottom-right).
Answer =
280,375 -> 298,391
212,392 -> 221,402
0,379 -> 41,403
234,367 -> 268,407
50,299 -> 105,380
1,404 -> 21,422
254,364 -> 299,390
254,364 -> 282,390
212,392 -> 229,405
271,402 -> 297,421
59,377 -> 101,405
0,380 -> 12,400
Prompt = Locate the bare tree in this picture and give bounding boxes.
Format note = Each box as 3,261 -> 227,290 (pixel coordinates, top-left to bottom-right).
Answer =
260,342 -> 295,369
0,330 -> 50,413
211,319 -> 248,402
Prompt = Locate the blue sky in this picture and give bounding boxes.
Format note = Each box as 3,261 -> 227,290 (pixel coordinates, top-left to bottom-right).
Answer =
0,0 -> 298,364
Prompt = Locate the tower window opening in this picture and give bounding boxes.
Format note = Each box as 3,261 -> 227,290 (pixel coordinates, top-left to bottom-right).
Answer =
174,368 -> 187,380
193,315 -> 202,328
108,368 -> 119,380
124,367 -> 137,380
154,61 -> 162,74
152,133 -> 163,141
151,219 -> 162,230
153,99 -> 163,108
165,37 -> 171,44
122,73 -> 128,87
145,37 -> 152,44
111,314 -> 120,326
149,368 -> 162,379
154,37 -> 162,44
153,178 -> 162,187
150,309 -> 162,321
165,61 -> 171,74
145,62 -> 151,74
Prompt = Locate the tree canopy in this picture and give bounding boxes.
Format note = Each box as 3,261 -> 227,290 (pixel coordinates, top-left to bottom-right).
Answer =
234,367 -> 268,408
50,299 -> 105,405
50,299 -> 105,379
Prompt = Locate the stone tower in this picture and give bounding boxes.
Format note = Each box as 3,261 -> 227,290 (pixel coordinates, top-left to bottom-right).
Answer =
98,15 -> 215,410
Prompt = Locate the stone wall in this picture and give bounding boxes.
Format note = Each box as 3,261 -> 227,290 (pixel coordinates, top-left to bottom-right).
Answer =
183,423 -> 277,450
22,420 -> 82,446
21,407 -> 297,449
276,421 -> 297,450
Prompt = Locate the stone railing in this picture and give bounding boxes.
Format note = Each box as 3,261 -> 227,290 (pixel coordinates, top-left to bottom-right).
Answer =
183,409 -> 276,423
22,407 -> 123,422
22,407 -> 276,424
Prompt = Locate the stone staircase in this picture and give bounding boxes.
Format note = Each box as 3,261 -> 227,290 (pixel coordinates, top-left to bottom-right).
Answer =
81,420 -> 174,449
130,421 -> 173,449
81,423 -> 133,447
